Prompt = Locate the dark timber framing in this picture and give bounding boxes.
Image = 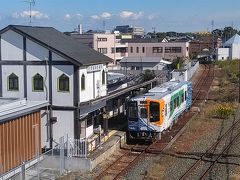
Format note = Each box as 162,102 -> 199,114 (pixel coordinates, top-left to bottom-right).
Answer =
23,36 -> 27,98
0,61 -> 73,65
73,65 -> 80,139
0,35 -> 2,97
48,51 -> 53,104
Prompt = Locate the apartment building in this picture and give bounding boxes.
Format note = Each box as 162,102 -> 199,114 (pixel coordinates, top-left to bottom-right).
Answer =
70,33 -> 129,65
125,39 -> 189,60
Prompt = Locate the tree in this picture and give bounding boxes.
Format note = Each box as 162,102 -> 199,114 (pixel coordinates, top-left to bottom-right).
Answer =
222,26 -> 238,41
143,69 -> 155,81
171,57 -> 185,69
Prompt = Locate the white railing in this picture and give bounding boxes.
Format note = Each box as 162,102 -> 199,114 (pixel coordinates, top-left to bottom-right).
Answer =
67,138 -> 87,158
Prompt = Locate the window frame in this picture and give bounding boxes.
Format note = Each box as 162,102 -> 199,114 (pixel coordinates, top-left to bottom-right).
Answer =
58,74 -> 70,92
32,73 -> 44,92
102,70 -> 105,85
8,73 -> 19,91
152,47 -> 163,53
81,73 -> 86,91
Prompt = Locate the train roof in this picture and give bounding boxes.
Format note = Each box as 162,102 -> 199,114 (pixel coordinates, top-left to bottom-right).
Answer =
131,81 -> 190,101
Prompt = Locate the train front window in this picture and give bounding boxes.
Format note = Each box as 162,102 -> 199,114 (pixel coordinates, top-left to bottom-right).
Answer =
128,101 -> 138,120
140,108 -> 147,118
149,102 -> 159,122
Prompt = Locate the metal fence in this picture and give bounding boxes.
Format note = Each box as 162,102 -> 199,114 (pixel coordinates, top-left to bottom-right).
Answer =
0,135 -> 101,180
67,138 -> 88,158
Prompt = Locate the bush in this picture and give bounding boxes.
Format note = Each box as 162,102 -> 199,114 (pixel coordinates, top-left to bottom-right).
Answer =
212,103 -> 235,119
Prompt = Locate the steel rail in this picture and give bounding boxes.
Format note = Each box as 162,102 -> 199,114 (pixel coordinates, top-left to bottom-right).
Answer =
179,117 -> 240,180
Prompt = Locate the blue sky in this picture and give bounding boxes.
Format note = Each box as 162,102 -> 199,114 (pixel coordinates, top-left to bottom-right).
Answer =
0,0 -> 239,32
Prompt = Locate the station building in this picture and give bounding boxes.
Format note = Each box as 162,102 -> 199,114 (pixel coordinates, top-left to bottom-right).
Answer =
0,25 -> 112,149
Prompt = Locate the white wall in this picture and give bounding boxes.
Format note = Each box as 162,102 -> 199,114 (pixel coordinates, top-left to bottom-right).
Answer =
1,65 -> 24,98
52,65 -> 74,106
52,110 -> 74,142
217,48 -> 230,60
41,110 -> 49,148
26,39 -> 48,61
231,44 -> 240,59
1,30 -> 23,60
79,64 -> 107,102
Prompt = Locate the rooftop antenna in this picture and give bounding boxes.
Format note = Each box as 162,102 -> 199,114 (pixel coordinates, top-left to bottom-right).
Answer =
24,0 -> 36,25
103,20 -> 106,32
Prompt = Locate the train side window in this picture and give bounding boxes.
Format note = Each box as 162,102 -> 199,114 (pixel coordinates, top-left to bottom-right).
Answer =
149,102 -> 159,122
182,93 -> 184,103
140,108 -> 148,118
170,101 -> 173,112
177,97 -> 179,107
174,99 -> 177,109
165,104 -> 168,116
128,101 -> 138,120
185,91 -> 187,100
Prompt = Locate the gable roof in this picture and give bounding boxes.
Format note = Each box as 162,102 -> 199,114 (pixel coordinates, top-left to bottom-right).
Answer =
0,25 -> 113,66
224,34 -> 240,46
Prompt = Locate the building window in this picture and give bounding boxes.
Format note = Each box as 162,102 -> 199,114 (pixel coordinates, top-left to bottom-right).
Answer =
81,74 -> 85,91
165,47 -> 182,53
136,47 -> 139,53
153,47 -> 163,53
97,38 -> 107,41
58,74 -> 69,92
98,48 -> 107,54
130,47 -> 133,53
33,73 -> 44,91
142,47 -> 145,53
111,47 -> 115,53
8,73 -> 19,91
102,70 -> 105,85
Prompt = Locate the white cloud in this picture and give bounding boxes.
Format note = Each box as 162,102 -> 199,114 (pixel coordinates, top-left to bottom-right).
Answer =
120,11 -> 143,20
12,10 -> 48,19
91,12 -> 112,20
91,15 -> 101,20
100,12 -> 111,19
64,14 -> 71,20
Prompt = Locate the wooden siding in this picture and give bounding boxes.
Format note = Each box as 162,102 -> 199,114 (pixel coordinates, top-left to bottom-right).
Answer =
0,111 -> 41,174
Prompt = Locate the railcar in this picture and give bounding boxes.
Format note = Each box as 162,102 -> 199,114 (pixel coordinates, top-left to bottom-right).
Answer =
128,81 -> 192,140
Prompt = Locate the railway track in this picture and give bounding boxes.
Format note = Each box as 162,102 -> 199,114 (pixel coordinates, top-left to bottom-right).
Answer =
95,64 -> 215,180
179,116 -> 240,180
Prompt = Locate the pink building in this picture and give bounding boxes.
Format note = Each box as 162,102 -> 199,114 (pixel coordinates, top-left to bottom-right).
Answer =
126,39 -> 189,60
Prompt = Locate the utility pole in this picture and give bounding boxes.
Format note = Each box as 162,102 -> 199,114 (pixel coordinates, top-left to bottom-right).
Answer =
152,27 -> 156,38
211,20 -> 215,54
